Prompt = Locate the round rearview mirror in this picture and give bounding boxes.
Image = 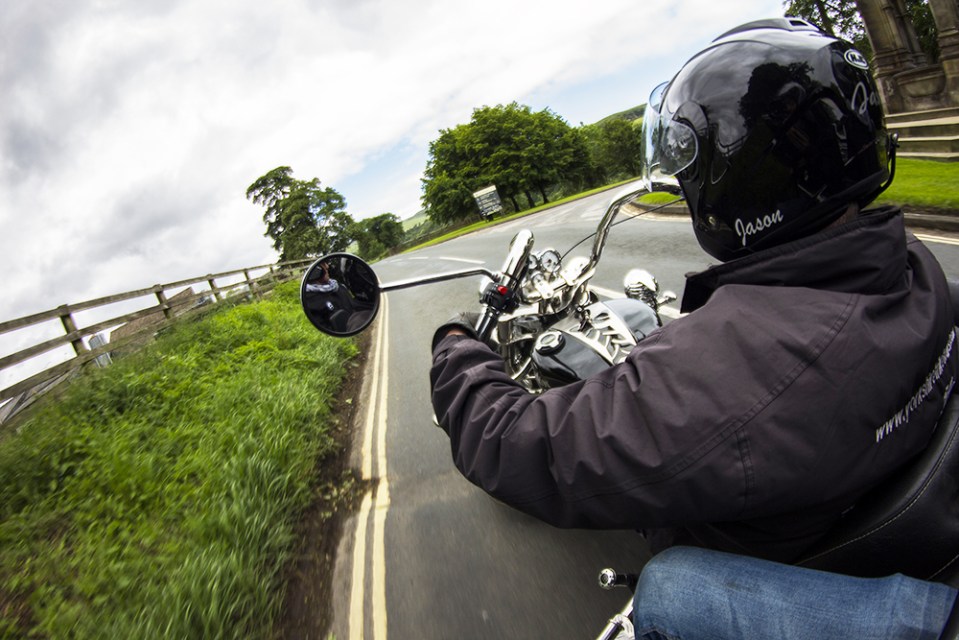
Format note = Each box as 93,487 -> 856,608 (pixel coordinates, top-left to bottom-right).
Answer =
301,253 -> 380,337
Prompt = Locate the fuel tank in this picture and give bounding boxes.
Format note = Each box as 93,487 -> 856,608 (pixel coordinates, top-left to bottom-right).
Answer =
531,298 -> 660,387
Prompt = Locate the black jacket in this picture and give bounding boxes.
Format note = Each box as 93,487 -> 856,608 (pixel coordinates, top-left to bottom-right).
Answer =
430,207 -> 958,562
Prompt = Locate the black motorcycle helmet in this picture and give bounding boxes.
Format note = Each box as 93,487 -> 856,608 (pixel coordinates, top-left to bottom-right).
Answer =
642,18 -> 896,262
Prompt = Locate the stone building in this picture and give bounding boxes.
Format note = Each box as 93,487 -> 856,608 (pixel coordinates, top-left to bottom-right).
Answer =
858,0 -> 959,159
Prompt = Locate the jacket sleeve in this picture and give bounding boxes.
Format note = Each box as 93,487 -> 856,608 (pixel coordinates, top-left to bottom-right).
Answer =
429,332 -> 751,530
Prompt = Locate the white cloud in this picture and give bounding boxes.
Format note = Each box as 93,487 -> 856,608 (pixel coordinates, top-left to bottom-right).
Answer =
0,0 -> 784,334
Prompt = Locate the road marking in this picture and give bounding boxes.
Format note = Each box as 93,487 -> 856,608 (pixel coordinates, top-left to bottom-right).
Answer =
591,285 -> 682,319
405,256 -> 486,265
349,298 -> 391,640
916,233 -> 959,246
372,300 -> 391,640
439,256 -> 486,265
349,491 -> 373,639
360,310 -> 382,480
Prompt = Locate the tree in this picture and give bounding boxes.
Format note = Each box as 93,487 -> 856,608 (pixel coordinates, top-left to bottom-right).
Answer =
582,118 -> 644,183
421,103 -> 597,224
784,0 -> 938,61
246,167 -> 354,261
907,0 -> 940,61
785,0 -> 870,53
245,166 -> 295,248
523,109 -> 593,201
422,172 -> 477,226
350,213 -> 405,261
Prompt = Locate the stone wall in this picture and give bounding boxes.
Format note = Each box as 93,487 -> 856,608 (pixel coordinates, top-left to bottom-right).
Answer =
858,0 -> 959,114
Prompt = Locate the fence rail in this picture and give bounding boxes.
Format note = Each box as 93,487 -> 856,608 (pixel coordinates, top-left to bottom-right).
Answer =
0,258 -> 313,420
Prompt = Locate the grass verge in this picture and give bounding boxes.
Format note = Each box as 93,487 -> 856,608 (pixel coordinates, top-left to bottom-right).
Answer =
0,281 -> 358,639
405,178 -> 640,251
876,158 -> 959,211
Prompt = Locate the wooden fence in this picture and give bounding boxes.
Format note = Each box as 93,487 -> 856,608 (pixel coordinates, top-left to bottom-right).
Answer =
0,258 -> 313,422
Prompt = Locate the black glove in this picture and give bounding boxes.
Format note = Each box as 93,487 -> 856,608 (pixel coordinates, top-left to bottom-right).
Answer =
431,312 -> 481,351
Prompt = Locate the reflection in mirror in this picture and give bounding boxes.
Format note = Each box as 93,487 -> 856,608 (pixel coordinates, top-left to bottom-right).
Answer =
300,253 -> 380,337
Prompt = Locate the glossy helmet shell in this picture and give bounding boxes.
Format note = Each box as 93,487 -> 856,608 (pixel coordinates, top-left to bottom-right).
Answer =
661,18 -> 891,262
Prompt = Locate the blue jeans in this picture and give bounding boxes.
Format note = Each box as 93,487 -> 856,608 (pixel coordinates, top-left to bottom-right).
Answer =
632,547 -> 957,640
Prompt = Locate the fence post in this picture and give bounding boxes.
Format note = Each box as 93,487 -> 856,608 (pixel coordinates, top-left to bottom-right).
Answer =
154,286 -> 172,320
207,275 -> 221,302
58,306 -> 87,356
243,269 -> 262,300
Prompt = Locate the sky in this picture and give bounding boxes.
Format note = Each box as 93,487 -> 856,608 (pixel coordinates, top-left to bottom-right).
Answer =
0,0 -> 785,388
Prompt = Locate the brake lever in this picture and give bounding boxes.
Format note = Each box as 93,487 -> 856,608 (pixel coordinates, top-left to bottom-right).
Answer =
475,230 -> 535,342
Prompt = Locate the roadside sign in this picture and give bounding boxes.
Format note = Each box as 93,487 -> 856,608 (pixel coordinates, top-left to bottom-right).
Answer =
472,185 -> 503,219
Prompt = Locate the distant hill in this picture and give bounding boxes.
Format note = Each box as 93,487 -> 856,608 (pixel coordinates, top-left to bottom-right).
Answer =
402,209 -> 429,231
591,104 -> 646,127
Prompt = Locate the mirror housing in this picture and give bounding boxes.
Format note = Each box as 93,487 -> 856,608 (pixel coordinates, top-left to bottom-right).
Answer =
301,253 -> 381,337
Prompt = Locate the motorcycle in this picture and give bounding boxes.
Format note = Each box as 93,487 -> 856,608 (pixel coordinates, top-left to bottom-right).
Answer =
299,185 -> 677,394
299,186 -> 959,640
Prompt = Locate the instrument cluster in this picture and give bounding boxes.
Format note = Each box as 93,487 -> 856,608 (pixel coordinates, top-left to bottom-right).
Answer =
526,248 -> 562,277
522,248 -> 564,302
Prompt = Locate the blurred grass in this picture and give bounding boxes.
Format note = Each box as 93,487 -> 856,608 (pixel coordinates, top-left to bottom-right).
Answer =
876,158 -> 959,210
0,280 -> 358,639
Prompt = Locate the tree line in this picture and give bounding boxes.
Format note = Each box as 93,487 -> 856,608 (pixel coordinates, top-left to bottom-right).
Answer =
246,103 -> 645,261
421,102 -> 644,225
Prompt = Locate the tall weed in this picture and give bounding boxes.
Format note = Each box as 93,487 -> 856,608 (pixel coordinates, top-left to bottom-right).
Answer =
0,281 -> 358,639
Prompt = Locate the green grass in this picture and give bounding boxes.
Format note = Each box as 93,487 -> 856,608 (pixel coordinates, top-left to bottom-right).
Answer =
0,281 -> 358,639
635,191 -> 681,205
405,178 -> 640,251
630,159 -> 959,212
876,158 -> 959,210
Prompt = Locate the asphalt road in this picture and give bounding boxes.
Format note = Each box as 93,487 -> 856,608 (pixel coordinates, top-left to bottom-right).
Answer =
330,191 -> 959,640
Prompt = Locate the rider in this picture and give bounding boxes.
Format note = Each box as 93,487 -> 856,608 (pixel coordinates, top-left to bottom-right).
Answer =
303,262 -> 356,333
429,17 -> 958,563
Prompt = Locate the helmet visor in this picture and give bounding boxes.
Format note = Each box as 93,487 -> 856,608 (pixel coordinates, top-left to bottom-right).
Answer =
642,82 -> 698,190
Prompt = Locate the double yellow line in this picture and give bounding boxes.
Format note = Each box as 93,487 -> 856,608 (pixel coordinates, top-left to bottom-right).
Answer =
349,297 -> 390,640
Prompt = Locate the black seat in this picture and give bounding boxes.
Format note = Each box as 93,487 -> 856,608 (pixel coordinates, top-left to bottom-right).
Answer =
796,364 -> 959,587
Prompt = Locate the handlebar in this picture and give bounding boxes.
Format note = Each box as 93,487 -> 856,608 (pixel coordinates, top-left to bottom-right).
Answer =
381,186 -> 649,344
475,229 -> 535,342
586,187 -> 647,275
473,187 -> 647,341
380,267 -> 498,292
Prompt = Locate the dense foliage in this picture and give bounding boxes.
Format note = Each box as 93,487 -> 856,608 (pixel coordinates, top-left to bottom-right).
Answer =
349,213 -> 405,261
784,0 -> 939,61
0,282 -> 357,638
246,166 -> 355,262
421,103 -> 594,224
581,118 -> 644,183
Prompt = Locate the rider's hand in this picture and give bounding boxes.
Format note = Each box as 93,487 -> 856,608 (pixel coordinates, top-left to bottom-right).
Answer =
431,312 -> 482,351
